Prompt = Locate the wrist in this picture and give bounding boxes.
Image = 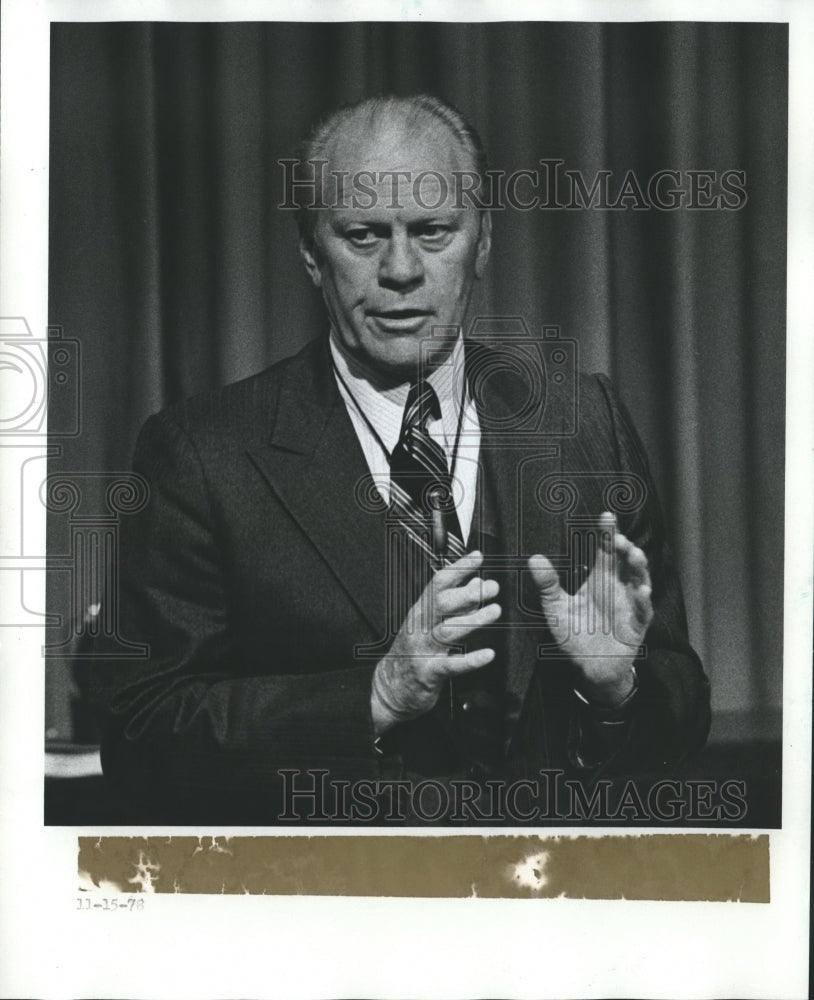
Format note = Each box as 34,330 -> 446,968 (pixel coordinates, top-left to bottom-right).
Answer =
575,664 -> 638,710
371,658 -> 402,736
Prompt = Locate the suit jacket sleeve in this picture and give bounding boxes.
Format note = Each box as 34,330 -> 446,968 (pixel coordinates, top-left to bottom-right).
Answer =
92,409 -> 379,823
584,373 -> 711,775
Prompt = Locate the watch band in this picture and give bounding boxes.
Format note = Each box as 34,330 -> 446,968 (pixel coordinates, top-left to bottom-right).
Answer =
573,665 -> 639,723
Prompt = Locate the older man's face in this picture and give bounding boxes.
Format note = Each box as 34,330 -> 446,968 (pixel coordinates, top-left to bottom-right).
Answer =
300,121 -> 491,380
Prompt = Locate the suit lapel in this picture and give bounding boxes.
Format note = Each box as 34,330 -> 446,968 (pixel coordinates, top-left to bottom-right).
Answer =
248,335 -> 566,743
247,338 -> 389,639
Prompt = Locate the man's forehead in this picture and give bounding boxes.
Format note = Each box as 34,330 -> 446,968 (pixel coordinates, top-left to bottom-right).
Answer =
325,116 -> 472,177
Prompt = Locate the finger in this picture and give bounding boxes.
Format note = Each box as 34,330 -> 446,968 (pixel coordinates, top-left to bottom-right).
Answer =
586,536 -> 614,635
627,547 -> 651,589
600,528 -> 646,580
634,586 -> 653,624
435,576 -> 500,618
612,530 -> 634,558
614,536 -> 650,587
434,602 -> 502,644
528,553 -> 562,603
632,582 -> 654,629
598,511 -> 617,552
432,550 -> 484,593
434,646 -> 496,677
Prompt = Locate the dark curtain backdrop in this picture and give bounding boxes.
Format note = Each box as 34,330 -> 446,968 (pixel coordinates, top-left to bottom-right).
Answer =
47,21 -> 787,741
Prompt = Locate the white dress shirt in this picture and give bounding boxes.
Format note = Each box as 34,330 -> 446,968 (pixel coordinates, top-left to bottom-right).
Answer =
329,331 -> 481,544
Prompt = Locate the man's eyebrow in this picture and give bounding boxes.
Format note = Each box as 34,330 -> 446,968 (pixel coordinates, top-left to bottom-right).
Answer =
330,214 -> 390,228
408,215 -> 461,229
332,204 -> 464,218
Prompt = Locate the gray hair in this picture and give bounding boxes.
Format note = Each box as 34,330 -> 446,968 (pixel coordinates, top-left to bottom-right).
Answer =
292,94 -> 489,248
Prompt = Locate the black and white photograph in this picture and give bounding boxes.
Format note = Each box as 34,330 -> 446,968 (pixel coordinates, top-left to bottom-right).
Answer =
42,19 -> 785,828
0,2 -> 811,998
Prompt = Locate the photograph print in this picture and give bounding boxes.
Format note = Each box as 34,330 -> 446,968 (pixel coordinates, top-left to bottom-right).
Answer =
42,20 -> 786,827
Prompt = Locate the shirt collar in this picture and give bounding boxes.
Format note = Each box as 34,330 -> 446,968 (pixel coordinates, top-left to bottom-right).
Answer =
329,329 -> 467,456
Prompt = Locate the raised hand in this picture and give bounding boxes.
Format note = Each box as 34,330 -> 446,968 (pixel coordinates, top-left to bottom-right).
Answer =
371,551 -> 501,734
528,511 -> 653,706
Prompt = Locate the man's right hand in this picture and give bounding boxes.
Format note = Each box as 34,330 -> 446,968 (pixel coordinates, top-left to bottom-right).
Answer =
370,551 -> 501,736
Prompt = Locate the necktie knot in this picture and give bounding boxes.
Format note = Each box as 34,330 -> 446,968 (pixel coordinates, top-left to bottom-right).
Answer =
389,378 -> 464,567
402,380 -> 441,436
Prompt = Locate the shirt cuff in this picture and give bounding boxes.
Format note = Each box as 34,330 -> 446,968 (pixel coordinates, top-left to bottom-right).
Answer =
571,667 -> 639,768
573,665 -> 639,721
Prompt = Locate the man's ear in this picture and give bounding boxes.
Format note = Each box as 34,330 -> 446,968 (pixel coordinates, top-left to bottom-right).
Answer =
474,211 -> 492,279
299,236 -> 323,288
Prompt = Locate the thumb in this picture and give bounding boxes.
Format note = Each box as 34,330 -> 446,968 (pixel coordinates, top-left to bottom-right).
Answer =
528,554 -> 563,605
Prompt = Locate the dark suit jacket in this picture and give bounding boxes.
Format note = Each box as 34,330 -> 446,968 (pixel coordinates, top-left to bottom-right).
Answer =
94,335 -> 710,823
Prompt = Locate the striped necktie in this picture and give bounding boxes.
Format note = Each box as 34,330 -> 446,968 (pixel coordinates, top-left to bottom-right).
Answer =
389,380 -> 465,567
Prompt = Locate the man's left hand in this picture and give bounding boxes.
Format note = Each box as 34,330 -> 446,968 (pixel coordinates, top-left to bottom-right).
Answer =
528,511 -> 654,707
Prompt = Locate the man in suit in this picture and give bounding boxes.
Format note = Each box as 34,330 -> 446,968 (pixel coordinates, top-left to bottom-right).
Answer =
95,94 -> 710,824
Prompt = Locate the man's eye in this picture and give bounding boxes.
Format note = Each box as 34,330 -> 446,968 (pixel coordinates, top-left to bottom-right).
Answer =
345,229 -> 378,246
417,225 -> 451,242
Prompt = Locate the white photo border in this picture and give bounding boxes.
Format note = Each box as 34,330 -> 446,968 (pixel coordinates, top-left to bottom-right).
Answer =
1,1 -> 811,998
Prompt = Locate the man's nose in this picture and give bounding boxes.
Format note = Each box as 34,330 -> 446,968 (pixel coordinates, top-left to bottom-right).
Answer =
378,234 -> 424,290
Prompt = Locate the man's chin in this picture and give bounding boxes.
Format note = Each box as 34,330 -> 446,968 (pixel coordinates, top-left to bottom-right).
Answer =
368,346 -> 452,385
366,352 -> 423,385
365,327 -> 457,379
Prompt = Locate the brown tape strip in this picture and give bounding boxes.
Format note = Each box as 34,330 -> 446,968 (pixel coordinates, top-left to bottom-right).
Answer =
78,834 -> 769,901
